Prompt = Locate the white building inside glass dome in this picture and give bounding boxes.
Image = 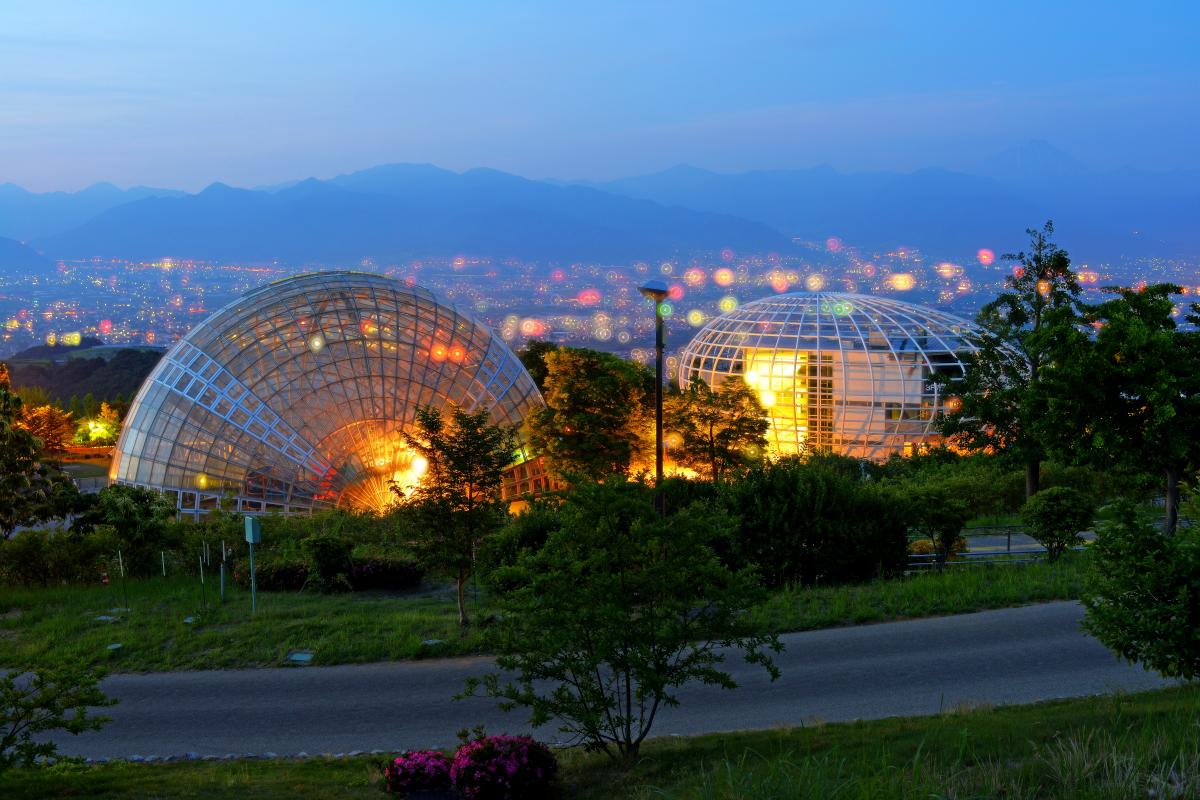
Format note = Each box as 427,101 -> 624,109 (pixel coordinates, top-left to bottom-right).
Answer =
677,292 -> 982,461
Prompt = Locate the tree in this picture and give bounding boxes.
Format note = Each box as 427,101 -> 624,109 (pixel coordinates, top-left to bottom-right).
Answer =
1,665 -> 114,772
906,480 -> 973,567
391,405 -> 518,627
664,377 -> 768,482
1082,499 -> 1200,679
938,221 -> 1083,500
516,340 -> 558,392
528,347 -> 652,482
466,480 -> 781,760
0,374 -> 80,538
1057,285 -> 1200,534
16,405 -> 74,455
1020,485 -> 1093,561
77,401 -> 121,444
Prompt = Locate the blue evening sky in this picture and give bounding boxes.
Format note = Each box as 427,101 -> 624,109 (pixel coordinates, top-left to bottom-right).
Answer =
2,1 -> 1197,191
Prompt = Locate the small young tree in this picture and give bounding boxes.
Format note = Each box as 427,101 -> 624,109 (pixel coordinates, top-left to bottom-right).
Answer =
1082,499 -> 1200,679
1020,485 -> 1093,561
466,480 -> 781,760
665,377 -> 768,482
906,481 -> 973,567
1,666 -> 114,771
392,405 -> 518,627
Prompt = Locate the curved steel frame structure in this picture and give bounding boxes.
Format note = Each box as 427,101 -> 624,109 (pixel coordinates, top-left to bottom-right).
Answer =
111,272 -> 544,516
677,292 -> 981,460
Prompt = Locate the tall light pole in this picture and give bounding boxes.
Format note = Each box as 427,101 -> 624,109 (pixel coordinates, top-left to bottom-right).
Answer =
638,279 -> 669,515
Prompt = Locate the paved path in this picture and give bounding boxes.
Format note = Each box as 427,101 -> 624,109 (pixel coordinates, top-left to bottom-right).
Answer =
55,601 -> 1172,759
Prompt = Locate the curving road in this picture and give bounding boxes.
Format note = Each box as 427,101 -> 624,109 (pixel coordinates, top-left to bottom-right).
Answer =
54,601 -> 1173,759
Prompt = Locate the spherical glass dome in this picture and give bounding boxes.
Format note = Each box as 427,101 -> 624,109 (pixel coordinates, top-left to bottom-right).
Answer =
112,271 -> 543,515
677,292 -> 981,460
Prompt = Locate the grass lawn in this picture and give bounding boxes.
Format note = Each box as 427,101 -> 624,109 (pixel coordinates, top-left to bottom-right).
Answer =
753,553 -> 1086,633
0,556 -> 1087,673
0,684 -> 1194,799
0,577 -> 491,671
59,461 -> 110,479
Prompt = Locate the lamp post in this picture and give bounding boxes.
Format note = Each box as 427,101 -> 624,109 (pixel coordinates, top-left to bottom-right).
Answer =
638,279 -> 669,515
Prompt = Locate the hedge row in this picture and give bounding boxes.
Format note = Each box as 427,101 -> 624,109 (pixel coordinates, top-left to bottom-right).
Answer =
229,554 -> 422,592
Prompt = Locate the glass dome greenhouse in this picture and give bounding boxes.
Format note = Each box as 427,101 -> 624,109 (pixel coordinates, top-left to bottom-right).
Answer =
111,271 -> 544,516
677,292 -> 982,460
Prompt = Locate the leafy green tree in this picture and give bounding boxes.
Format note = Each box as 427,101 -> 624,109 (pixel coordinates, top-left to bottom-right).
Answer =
1082,499 -> 1200,679
466,479 -> 781,760
528,347 -> 652,482
392,405 -> 518,627
664,377 -> 768,482
0,371 -> 80,538
1020,485 -> 1093,561
938,221 -> 1082,500
1057,285 -> 1200,534
1,666 -> 114,772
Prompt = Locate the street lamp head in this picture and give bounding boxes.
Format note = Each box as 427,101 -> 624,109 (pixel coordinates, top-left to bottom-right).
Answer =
638,279 -> 670,303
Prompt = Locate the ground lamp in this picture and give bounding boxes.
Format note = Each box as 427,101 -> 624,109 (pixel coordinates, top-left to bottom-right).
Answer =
638,279 -> 670,514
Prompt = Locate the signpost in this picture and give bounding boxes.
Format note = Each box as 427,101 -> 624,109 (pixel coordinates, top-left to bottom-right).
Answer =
245,517 -> 261,613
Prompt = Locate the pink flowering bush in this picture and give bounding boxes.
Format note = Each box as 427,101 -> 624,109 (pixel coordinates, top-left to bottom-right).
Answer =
383,749 -> 453,794
450,734 -> 557,800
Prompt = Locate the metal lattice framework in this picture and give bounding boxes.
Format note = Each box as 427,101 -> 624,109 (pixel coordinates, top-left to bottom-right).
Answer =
111,271 -> 544,516
677,292 -> 982,460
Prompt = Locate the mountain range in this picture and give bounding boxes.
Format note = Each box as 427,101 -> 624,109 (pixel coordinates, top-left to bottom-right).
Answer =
1,142 -> 1196,265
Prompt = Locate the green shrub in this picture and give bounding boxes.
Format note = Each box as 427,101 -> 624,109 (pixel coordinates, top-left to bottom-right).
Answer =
229,551 -> 421,592
299,534 -> 353,592
479,501 -> 563,592
73,485 -> 179,576
1083,500 -> 1200,679
230,557 -> 308,591
1021,485 -> 1094,560
0,532 -> 50,587
723,458 -> 910,587
0,529 -> 111,587
347,555 -> 422,591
